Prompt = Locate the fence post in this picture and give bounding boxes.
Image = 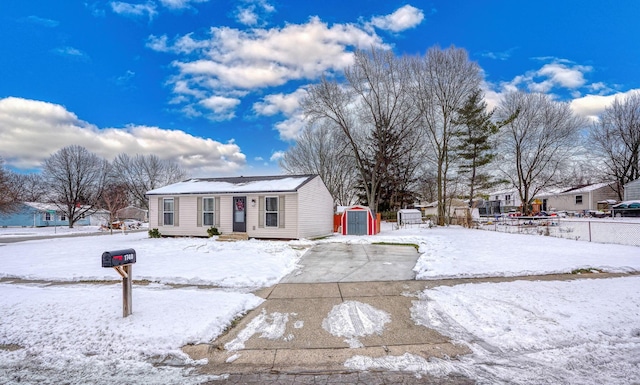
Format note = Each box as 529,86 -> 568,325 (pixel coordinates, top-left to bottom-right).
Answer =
588,220 -> 592,242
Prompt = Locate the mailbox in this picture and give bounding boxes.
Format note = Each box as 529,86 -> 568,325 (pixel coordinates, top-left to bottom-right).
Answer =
102,248 -> 136,268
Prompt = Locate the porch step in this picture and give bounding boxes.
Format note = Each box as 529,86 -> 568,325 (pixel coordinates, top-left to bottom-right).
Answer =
217,232 -> 249,242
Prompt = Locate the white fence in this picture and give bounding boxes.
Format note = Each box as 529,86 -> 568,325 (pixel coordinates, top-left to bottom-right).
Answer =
479,217 -> 640,247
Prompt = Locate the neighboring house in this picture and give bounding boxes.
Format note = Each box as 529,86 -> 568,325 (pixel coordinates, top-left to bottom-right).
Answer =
116,206 -> 148,222
146,174 -> 334,239
422,198 -> 468,218
536,182 -> 618,213
624,179 -> 640,201
0,202 -> 91,227
487,189 -> 522,213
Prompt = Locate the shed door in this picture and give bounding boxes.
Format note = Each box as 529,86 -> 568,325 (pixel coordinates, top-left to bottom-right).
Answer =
347,210 -> 367,235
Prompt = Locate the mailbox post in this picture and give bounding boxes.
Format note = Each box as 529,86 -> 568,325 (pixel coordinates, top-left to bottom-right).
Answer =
102,249 -> 136,317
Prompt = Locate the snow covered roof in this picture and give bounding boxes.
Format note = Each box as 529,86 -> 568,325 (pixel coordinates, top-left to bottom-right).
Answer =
146,174 -> 317,195
559,182 -> 615,195
23,202 -> 59,212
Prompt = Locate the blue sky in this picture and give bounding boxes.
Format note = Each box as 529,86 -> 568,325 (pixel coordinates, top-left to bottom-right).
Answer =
1,1 -> 639,177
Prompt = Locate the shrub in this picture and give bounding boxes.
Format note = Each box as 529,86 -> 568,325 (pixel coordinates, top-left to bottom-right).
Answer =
207,227 -> 220,237
148,228 -> 162,238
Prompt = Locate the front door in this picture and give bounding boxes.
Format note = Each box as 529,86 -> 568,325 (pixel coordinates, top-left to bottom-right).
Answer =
233,196 -> 246,232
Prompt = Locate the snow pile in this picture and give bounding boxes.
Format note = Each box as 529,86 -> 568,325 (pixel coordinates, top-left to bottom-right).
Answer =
345,353 -> 465,378
411,277 -> 640,384
0,283 -> 262,385
322,301 -> 390,348
225,309 -> 295,352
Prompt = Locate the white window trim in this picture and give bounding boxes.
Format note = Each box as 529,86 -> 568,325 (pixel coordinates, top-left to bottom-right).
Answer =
202,197 -> 215,227
163,198 -> 175,226
265,196 -> 279,228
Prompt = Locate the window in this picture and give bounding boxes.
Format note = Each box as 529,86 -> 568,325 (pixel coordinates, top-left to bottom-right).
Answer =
203,197 -> 215,226
45,212 -> 52,221
163,198 -> 174,226
60,214 -> 66,221
265,196 -> 278,227
575,195 -> 583,205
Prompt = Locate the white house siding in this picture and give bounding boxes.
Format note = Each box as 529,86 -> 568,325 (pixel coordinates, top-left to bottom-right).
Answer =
296,176 -> 334,239
147,175 -> 332,239
625,179 -> 640,201
544,184 -> 618,212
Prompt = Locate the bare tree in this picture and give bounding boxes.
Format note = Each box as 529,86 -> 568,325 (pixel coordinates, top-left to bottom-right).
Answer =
101,182 -> 131,233
112,154 -> 188,209
303,49 -> 421,212
496,91 -> 585,213
0,158 -> 20,215
280,122 -> 359,206
43,145 -> 110,228
589,92 -> 640,200
9,173 -> 49,202
410,46 -> 482,225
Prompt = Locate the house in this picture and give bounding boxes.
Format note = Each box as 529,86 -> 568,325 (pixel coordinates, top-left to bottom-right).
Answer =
487,189 -> 522,213
536,182 -> 618,213
146,174 -> 334,239
422,198 -> 468,218
624,179 -> 640,201
0,202 -> 92,227
116,206 -> 148,222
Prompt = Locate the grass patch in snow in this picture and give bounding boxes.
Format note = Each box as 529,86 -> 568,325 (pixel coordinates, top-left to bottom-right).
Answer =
571,267 -> 604,274
373,242 -> 420,251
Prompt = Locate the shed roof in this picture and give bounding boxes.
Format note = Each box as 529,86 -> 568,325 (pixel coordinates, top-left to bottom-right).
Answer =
146,174 -> 317,195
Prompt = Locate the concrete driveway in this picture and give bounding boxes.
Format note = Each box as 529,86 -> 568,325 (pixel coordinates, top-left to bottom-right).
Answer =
281,243 -> 420,283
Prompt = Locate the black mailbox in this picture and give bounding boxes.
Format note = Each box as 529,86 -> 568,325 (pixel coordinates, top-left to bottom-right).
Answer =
102,248 -> 136,268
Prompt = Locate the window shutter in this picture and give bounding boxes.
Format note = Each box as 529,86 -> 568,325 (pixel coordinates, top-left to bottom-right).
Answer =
174,197 -> 180,227
197,197 -> 202,227
158,198 -> 163,226
279,195 -> 285,228
215,197 -> 220,227
258,195 -> 265,228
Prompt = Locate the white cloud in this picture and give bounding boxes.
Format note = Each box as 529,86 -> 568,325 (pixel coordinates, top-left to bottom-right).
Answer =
52,46 -> 88,59
253,88 -> 307,116
502,59 -> 592,94
537,62 -> 591,89
110,1 -> 157,21
570,90 -> 640,122
369,5 -> 424,32
158,0 -> 209,9
199,96 -> 241,120
269,151 -> 285,162
0,97 -> 246,175
147,15 -> 388,120
22,15 -> 60,28
234,0 -> 275,26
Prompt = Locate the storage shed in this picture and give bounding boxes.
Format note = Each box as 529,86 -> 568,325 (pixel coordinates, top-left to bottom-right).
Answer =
341,205 -> 376,235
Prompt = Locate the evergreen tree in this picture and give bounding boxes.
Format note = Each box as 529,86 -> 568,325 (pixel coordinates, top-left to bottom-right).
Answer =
453,89 -> 516,210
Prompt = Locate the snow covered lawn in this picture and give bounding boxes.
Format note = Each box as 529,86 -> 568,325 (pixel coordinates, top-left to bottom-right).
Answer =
0,283 -> 262,385
411,277 -> 640,384
1,223 -> 640,384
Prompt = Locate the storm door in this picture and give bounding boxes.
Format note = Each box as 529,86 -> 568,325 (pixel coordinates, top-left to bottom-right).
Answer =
233,196 -> 246,232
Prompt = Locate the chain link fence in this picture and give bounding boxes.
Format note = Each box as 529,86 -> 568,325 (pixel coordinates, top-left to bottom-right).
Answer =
478,217 -> 640,247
